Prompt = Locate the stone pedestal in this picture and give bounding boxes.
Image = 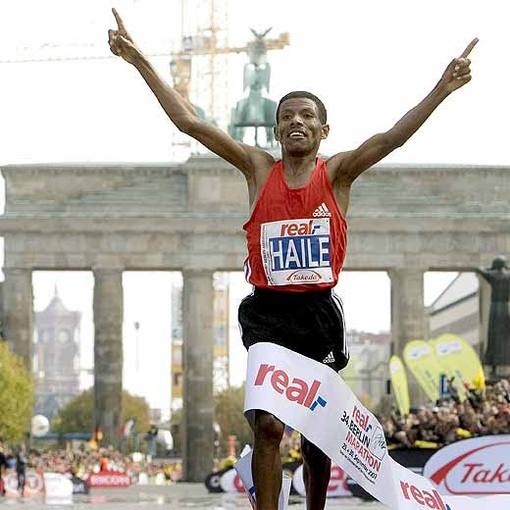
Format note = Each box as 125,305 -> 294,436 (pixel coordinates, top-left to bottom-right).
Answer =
389,267 -> 427,406
477,274 -> 491,360
93,268 -> 123,446
182,269 -> 214,482
2,268 -> 33,370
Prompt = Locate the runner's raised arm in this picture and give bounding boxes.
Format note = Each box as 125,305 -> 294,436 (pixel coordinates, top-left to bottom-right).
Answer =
329,38 -> 478,187
108,8 -> 273,179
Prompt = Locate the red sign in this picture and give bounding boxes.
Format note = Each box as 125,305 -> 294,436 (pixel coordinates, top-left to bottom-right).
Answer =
85,471 -> 131,488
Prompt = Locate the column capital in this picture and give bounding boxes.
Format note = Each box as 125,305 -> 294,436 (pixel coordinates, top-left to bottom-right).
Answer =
92,266 -> 124,275
387,266 -> 427,278
182,268 -> 215,278
3,267 -> 32,275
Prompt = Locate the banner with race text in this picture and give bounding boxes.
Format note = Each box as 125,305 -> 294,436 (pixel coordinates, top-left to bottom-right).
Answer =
244,343 -> 510,510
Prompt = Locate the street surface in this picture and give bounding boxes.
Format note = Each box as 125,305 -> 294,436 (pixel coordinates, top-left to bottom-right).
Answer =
0,484 -> 388,509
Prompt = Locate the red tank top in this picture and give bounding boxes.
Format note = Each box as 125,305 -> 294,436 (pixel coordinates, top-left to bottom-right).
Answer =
243,158 -> 348,292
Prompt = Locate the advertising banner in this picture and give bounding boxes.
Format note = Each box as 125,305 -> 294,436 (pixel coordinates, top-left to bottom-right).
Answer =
403,340 -> 441,402
423,435 -> 510,495
432,334 -> 485,393
389,355 -> 411,415
84,471 -> 131,488
244,342 -> 510,510
43,473 -> 73,503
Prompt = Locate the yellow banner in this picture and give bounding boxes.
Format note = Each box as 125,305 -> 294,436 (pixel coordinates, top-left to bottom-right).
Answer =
403,340 -> 441,402
389,355 -> 410,416
432,334 -> 485,394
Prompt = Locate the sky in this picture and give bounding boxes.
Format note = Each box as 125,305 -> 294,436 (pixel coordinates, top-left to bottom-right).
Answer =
1,0 -> 507,419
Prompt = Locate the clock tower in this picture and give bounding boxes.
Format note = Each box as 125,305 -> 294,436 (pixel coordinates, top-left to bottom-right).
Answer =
34,285 -> 82,420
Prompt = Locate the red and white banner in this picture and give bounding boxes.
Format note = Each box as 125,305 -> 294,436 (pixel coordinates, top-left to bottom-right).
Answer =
424,435 -> 510,495
244,343 -> 510,510
84,471 -> 131,488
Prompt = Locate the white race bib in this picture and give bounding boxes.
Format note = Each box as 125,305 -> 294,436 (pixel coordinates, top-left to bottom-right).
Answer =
260,218 -> 333,286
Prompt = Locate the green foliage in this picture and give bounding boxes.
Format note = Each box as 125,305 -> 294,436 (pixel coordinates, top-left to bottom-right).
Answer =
0,342 -> 34,443
122,393 -> 151,433
52,388 -> 150,434
214,384 -> 252,456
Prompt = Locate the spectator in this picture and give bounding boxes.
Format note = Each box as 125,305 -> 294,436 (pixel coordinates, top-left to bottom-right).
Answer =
15,446 -> 27,496
0,441 -> 7,496
383,377 -> 510,448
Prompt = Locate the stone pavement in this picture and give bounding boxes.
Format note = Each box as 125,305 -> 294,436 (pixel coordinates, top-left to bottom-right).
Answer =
0,484 -> 388,509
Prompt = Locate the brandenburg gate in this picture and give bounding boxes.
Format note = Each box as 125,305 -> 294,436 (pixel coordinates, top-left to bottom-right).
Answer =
1,157 -> 509,480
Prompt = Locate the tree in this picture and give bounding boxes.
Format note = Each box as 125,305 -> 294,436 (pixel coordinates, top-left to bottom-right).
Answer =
214,384 -> 252,457
0,342 -> 34,443
52,389 -> 150,435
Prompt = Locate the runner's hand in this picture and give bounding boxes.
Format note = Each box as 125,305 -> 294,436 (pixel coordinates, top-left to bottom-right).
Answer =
439,38 -> 478,93
108,8 -> 141,64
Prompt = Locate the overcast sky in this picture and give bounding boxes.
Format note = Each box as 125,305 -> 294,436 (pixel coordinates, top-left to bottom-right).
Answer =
1,0 -> 505,418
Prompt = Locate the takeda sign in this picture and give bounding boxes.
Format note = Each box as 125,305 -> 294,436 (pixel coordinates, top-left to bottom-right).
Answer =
423,435 -> 510,495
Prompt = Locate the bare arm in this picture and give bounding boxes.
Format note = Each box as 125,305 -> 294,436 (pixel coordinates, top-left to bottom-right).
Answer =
108,8 -> 273,177
329,38 -> 478,186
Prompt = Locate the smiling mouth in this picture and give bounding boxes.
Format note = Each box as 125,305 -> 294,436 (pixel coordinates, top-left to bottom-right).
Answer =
288,131 -> 306,139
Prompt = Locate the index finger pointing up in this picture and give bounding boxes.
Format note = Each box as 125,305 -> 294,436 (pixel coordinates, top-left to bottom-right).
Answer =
460,38 -> 479,58
112,8 -> 127,33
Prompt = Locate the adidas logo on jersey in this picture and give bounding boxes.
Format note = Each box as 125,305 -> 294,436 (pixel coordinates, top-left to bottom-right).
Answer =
312,202 -> 331,218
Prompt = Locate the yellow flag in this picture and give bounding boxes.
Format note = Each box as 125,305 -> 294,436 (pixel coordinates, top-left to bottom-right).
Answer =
389,355 -> 410,416
433,334 -> 485,393
403,340 -> 441,402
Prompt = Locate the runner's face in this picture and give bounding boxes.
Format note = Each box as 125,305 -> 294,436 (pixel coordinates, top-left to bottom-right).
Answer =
275,98 -> 329,155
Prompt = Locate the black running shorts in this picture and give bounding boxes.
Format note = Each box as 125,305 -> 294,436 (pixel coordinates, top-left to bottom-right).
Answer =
238,288 -> 349,372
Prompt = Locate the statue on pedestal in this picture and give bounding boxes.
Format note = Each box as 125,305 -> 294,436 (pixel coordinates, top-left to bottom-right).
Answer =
228,29 -> 278,147
476,255 -> 510,375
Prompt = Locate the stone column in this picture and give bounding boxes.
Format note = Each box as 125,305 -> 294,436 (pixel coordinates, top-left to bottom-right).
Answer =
93,268 -> 123,447
182,269 -> 214,482
388,267 -> 427,404
2,268 -> 33,370
389,267 -> 427,354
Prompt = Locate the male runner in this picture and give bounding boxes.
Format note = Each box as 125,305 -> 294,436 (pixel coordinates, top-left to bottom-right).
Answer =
108,9 -> 476,510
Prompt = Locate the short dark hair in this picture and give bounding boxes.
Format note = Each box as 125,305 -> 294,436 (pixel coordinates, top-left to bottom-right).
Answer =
276,91 -> 327,124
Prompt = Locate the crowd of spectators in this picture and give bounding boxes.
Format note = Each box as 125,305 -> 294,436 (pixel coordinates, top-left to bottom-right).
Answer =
2,377 -> 510,494
382,378 -> 510,448
0,442 -> 182,488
